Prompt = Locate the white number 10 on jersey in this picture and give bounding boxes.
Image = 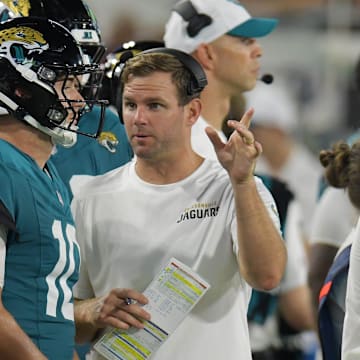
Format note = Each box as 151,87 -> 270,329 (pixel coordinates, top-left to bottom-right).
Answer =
46,220 -> 79,321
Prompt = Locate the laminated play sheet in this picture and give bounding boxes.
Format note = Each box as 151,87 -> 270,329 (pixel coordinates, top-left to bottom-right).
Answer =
94,257 -> 211,360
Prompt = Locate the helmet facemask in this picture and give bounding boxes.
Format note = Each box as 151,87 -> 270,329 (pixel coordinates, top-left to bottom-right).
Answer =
37,62 -> 106,146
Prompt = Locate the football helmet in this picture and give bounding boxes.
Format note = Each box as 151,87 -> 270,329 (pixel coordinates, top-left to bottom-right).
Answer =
0,0 -> 105,63
0,0 -> 105,101
100,40 -> 164,110
0,16 -> 106,147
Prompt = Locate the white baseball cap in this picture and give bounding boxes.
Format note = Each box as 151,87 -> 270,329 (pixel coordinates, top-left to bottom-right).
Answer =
164,0 -> 278,53
245,82 -> 299,134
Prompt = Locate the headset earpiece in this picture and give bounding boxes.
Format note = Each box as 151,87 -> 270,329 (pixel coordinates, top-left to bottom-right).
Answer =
110,51 -> 135,123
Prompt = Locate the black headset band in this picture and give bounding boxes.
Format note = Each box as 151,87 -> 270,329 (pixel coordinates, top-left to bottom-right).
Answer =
141,47 -> 207,93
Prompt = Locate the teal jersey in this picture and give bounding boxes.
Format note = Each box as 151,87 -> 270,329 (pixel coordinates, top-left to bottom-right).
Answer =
0,140 -> 80,360
51,106 -> 133,198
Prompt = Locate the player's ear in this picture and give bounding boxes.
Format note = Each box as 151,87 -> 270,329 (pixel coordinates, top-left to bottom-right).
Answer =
185,98 -> 202,126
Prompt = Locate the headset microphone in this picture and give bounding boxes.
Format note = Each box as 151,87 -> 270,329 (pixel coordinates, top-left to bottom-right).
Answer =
259,74 -> 274,85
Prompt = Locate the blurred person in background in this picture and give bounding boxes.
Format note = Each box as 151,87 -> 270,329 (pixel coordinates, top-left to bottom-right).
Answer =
245,79 -> 322,247
247,168 -> 315,360
340,142 -> 360,359
245,79 -> 322,359
308,56 -> 360,354
309,162 -> 359,331
317,141 -> 360,360
312,141 -> 360,360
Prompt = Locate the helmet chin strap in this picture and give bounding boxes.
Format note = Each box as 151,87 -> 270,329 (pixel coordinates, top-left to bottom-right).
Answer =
23,114 -> 78,148
0,91 -> 77,148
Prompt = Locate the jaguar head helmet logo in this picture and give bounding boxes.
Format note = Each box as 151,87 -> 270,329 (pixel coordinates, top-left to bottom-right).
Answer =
0,25 -> 49,66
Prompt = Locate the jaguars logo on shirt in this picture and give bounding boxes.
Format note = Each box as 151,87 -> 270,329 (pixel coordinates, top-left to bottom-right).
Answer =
176,202 -> 220,224
97,131 -> 119,153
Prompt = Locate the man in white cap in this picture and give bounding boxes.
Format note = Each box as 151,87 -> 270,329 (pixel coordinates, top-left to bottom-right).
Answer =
164,0 -> 278,159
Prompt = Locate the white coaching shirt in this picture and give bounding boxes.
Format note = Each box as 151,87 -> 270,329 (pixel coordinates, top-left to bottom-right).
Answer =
71,158 -> 280,360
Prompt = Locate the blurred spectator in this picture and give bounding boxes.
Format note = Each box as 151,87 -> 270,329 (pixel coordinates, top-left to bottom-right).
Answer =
313,141 -> 360,360
341,146 -> 360,359
308,55 -> 360,344
245,79 -> 322,245
309,182 -> 359,324
244,79 -> 322,359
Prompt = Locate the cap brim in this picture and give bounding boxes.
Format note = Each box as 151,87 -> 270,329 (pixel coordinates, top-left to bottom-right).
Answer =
227,18 -> 278,38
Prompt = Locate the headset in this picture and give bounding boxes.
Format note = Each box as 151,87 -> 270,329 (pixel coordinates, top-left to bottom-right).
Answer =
142,48 -> 208,95
173,0 -> 212,37
113,47 -> 208,123
101,40 -> 164,109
